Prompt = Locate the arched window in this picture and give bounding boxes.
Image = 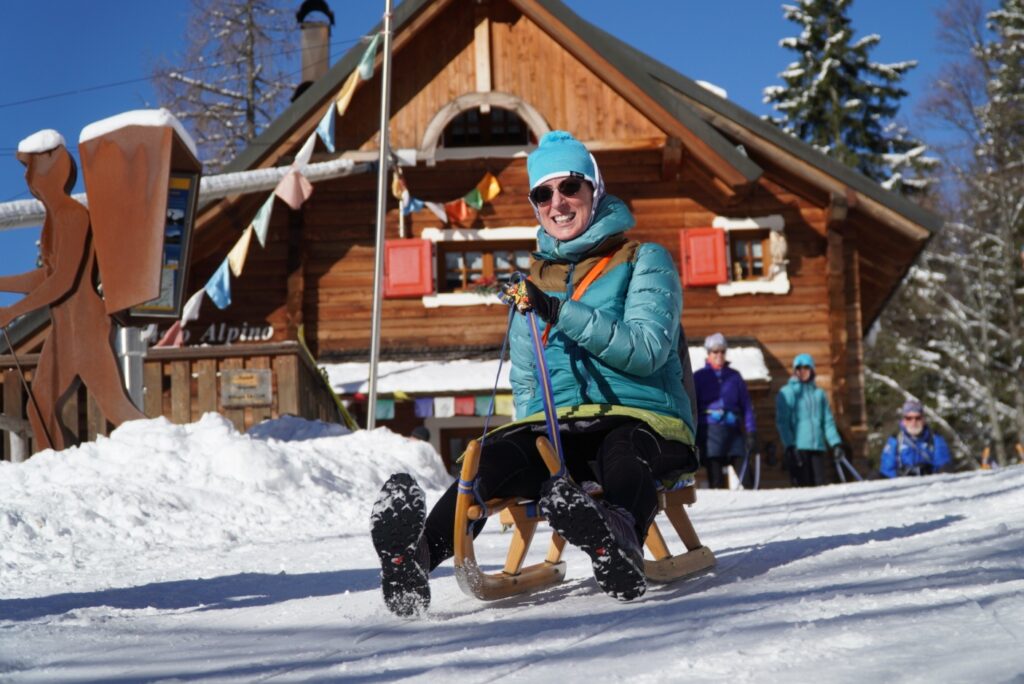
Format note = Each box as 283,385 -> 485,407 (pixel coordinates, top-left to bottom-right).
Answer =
420,93 -> 549,162
440,107 -> 536,148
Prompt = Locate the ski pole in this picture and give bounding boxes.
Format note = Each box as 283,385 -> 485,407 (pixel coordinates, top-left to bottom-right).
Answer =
1,324 -> 54,449
736,453 -> 749,487
839,454 -> 863,482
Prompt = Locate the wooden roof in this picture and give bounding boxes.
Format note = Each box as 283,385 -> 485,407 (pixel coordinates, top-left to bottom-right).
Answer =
195,0 -> 941,328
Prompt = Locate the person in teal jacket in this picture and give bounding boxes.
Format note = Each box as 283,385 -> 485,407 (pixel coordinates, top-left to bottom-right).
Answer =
775,353 -> 844,486
370,131 -> 698,616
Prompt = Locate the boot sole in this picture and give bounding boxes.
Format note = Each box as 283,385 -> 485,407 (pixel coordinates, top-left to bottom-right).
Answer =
370,473 -> 430,617
540,478 -> 646,601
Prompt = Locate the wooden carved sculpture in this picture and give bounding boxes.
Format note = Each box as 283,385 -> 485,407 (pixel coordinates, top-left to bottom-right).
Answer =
0,131 -> 144,451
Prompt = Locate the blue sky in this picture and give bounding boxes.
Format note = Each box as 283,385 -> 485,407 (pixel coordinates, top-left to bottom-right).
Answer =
0,0 -> 990,306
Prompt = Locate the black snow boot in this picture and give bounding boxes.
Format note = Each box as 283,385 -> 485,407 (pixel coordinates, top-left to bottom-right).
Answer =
370,473 -> 431,617
539,477 -> 647,601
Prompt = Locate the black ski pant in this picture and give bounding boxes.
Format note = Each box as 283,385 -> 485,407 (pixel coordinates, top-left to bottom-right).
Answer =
792,449 -> 831,487
705,456 -> 752,489
422,417 -> 698,572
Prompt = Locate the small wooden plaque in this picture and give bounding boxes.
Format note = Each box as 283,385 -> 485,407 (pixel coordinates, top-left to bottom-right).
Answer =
221,369 -> 273,408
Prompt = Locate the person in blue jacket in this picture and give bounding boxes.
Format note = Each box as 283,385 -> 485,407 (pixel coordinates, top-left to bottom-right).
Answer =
370,131 -> 698,616
775,353 -> 845,486
879,399 -> 951,477
694,333 -> 756,488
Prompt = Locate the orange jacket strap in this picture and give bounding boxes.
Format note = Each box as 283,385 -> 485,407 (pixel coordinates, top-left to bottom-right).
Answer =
541,252 -> 615,346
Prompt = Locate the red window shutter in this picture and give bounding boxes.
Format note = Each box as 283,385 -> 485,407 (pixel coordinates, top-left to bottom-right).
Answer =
679,228 -> 727,287
384,239 -> 434,297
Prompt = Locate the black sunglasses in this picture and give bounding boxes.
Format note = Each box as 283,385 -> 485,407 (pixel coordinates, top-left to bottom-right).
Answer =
529,178 -> 585,205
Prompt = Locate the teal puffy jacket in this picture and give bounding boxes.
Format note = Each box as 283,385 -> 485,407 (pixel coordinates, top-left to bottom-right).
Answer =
775,376 -> 842,451
509,195 -> 694,435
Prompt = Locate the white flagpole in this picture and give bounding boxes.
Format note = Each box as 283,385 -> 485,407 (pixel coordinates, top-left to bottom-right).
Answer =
367,0 -> 394,430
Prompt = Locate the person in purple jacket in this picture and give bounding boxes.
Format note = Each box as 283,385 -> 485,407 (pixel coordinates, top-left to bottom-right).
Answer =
694,333 -> 757,488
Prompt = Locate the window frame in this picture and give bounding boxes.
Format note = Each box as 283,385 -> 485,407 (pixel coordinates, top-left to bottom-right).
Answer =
436,239 -> 534,294
728,229 -> 773,282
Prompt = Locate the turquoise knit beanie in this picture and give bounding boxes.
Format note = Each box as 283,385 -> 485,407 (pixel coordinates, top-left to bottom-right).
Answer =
527,130 -> 596,189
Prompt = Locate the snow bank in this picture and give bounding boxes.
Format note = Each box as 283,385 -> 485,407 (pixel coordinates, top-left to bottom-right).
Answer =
246,414 -> 351,441
1,413 -> 1023,681
0,414 -> 448,595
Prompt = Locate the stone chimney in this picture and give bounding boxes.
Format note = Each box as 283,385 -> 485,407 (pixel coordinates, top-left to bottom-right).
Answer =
293,1 -> 335,101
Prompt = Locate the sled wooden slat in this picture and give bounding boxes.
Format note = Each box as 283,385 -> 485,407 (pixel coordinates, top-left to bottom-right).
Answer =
453,436 -> 715,601
644,520 -> 673,561
453,439 -> 567,601
664,495 -> 704,551
503,505 -> 539,575
644,545 -> 716,583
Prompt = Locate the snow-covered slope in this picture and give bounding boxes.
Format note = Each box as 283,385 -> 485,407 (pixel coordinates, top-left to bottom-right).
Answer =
1,415 -> 1022,682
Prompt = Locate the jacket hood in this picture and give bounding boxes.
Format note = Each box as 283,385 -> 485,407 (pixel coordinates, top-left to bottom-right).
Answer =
793,353 -> 816,370
535,194 -> 634,263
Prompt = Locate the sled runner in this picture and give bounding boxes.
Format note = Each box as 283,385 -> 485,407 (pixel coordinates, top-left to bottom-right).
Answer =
452,435 -> 716,601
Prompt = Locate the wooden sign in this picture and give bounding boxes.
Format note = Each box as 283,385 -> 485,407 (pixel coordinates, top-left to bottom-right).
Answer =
78,110 -> 202,321
221,369 -> 273,408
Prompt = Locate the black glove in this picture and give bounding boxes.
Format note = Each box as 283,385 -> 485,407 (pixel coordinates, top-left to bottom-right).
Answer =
744,432 -> 758,456
832,444 -> 847,461
524,279 -> 560,324
783,445 -> 797,470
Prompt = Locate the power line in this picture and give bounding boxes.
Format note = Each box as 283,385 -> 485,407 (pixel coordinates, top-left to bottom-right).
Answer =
0,35 -> 366,110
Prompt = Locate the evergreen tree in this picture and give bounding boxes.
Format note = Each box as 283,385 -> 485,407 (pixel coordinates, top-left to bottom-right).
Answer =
152,0 -> 297,171
764,0 -> 937,194
866,0 -> 1024,468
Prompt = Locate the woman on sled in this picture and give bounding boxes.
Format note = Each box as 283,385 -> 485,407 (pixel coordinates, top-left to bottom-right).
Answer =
370,131 -> 698,616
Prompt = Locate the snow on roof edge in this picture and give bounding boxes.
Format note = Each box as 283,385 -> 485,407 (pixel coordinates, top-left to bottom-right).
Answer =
324,346 -> 770,396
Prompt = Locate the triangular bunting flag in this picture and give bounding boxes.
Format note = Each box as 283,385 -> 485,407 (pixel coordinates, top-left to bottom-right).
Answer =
402,195 -> 424,216
423,201 -> 448,223
463,187 -> 484,210
358,33 -> 382,80
315,106 -> 336,153
293,131 -> 317,169
445,198 -> 470,223
227,225 -> 254,277
181,288 -> 206,323
476,172 -> 502,202
155,320 -> 184,348
275,169 -> 314,210
251,193 -> 275,247
335,69 -> 360,117
391,171 -> 405,200
205,259 -> 232,310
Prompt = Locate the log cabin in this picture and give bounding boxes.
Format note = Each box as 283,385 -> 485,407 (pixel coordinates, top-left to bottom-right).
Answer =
1,0 -> 941,487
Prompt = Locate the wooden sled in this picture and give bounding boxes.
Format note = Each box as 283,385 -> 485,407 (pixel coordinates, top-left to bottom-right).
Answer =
453,436 -> 716,601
